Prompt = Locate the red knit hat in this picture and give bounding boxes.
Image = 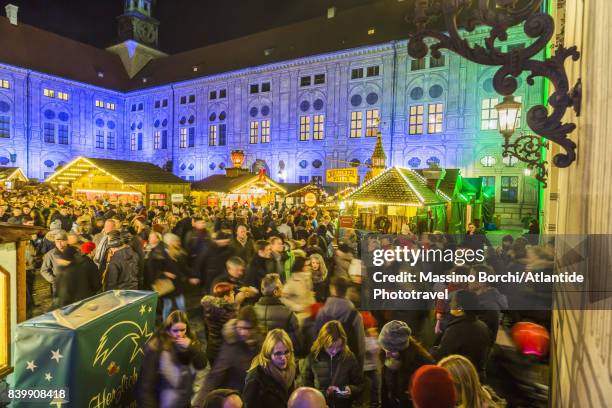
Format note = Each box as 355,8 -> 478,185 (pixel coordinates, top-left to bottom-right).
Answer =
410,365 -> 456,408
80,241 -> 96,255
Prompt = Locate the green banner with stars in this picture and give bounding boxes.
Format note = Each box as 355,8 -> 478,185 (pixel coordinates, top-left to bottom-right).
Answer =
11,290 -> 158,407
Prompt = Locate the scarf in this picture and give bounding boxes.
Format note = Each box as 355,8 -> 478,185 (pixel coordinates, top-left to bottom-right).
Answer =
264,362 -> 295,390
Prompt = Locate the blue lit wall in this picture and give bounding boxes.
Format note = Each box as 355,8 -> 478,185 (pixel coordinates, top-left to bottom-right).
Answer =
0,26 -> 543,224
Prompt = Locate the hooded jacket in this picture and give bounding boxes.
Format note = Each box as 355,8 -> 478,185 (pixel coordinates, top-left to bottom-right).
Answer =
105,246 -> 139,290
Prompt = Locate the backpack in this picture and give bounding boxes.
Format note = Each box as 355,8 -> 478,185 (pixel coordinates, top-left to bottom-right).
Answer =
339,309 -> 360,359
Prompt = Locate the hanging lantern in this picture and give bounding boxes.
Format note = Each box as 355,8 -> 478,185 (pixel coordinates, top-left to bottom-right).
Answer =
231,150 -> 245,168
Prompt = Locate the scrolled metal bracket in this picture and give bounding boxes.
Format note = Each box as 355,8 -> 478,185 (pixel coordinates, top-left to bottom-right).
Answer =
407,0 -> 581,178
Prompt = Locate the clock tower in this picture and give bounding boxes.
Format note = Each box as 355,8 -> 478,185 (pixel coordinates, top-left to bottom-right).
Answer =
107,0 -> 167,78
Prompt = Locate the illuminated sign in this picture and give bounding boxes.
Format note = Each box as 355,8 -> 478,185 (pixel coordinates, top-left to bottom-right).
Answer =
326,168 -> 358,184
304,192 -> 317,207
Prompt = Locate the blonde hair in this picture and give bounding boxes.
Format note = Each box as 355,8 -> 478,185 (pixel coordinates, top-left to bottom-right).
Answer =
250,329 -> 295,370
163,232 -> 186,260
311,320 -> 350,359
309,253 -> 328,281
438,355 -> 504,408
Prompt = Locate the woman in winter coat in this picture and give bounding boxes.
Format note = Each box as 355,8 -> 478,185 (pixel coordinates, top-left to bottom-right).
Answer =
438,354 -> 506,408
137,310 -> 207,408
193,306 -> 262,406
243,328 -> 297,408
200,283 -> 237,364
378,320 -> 434,408
301,320 -> 364,408
159,233 -> 192,319
310,253 -> 329,302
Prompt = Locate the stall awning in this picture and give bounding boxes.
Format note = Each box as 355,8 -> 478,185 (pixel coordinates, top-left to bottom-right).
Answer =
192,172 -> 286,194
345,166 -> 449,207
0,167 -> 28,183
45,157 -> 189,186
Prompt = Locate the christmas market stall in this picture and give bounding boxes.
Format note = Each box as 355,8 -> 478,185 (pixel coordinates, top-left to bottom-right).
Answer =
0,223 -> 45,380
342,166 -> 450,234
0,167 -> 29,191
45,157 -> 190,206
281,183 -> 334,207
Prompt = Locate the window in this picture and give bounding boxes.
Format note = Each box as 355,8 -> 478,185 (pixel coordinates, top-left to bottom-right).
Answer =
411,58 -> 426,71
501,176 -> 519,203
366,66 -> 380,77
250,121 -> 259,144
209,90 -> 217,100
106,102 -> 115,110
313,114 -> 324,140
312,176 -> 323,185
481,98 -> 499,130
409,105 -> 424,135
57,92 -> 69,101
180,128 -> 187,148
350,111 -> 363,138
43,88 -> 55,98
515,96 -> 523,128
106,132 -> 115,150
155,100 -> 160,109
0,79 -> 9,89
0,116 -> 10,138
131,104 -> 136,112
250,84 -> 259,94
138,103 -> 144,111
261,120 -> 270,143
314,74 -> 325,85
481,176 -> 495,187
137,132 -> 143,150
261,82 -> 271,92
219,124 -> 227,146
95,100 -> 104,108
430,55 -> 445,68
188,127 -> 195,147
209,124 -> 217,146
427,103 -> 444,134
44,123 -> 55,143
300,76 -> 311,87
299,116 -> 311,141
299,176 -> 309,184
161,130 -> 168,149
130,132 -> 137,150
154,130 -> 161,149
96,130 -> 105,148
188,94 -> 195,104
351,68 -> 364,79
162,99 -> 168,107
480,156 -> 496,167
365,109 -> 380,137
180,96 -> 187,104
219,89 -> 227,98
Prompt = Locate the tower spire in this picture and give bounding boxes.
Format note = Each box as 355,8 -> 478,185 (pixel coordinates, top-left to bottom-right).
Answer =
365,117 -> 387,181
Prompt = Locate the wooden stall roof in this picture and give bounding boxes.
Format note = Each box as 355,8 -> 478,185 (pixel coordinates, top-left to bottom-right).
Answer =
0,167 -> 28,183
0,223 -> 45,244
415,168 -> 460,199
345,166 -> 449,207
46,157 -> 189,185
192,173 -> 286,194
282,183 -> 335,198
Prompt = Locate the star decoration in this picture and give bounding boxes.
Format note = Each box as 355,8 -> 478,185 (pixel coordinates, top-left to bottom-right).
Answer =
45,372 -> 53,382
139,304 -> 146,316
147,306 -> 152,313
51,349 -> 63,363
26,360 -> 37,372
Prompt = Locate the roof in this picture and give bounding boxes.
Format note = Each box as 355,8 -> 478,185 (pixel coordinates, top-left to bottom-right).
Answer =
0,223 -> 46,243
192,173 -> 286,194
282,183 -> 335,198
415,168 -> 461,199
45,156 -> 189,185
0,167 -> 28,182
345,166 -> 448,206
0,17 -> 130,91
0,1 -> 419,91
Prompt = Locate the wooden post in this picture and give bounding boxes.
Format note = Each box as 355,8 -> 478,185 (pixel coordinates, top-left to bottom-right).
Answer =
15,240 -> 26,323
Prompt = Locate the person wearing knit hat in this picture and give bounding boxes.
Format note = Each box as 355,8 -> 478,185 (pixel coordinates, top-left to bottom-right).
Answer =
410,365 -> 456,408
80,241 -> 96,257
378,321 -> 434,408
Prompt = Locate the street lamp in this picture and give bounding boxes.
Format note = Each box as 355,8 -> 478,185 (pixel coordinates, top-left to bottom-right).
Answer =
495,95 -> 549,186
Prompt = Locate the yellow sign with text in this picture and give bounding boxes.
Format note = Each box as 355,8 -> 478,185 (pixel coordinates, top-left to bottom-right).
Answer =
326,168 -> 359,184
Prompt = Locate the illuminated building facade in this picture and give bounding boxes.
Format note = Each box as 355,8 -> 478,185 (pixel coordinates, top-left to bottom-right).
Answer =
0,1 -> 543,225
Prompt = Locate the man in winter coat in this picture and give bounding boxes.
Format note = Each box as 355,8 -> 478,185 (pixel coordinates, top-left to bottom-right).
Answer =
229,224 -> 256,264
93,218 -> 117,272
55,246 -> 100,306
315,276 -> 365,368
50,206 -> 74,232
254,274 -> 301,353
103,231 -> 139,290
40,230 -> 69,308
244,240 -> 274,288
431,290 -> 491,379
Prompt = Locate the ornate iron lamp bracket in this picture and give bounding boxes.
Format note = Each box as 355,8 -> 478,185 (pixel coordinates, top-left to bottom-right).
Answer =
502,132 -> 549,186
407,0 -> 581,172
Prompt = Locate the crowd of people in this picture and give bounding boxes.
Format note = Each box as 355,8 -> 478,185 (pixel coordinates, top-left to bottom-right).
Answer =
1,186 -> 554,407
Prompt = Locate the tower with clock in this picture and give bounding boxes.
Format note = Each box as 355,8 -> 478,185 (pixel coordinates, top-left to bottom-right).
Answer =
107,0 -> 167,78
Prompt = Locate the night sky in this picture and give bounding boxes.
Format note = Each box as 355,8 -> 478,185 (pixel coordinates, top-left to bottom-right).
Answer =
0,0 -> 380,54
